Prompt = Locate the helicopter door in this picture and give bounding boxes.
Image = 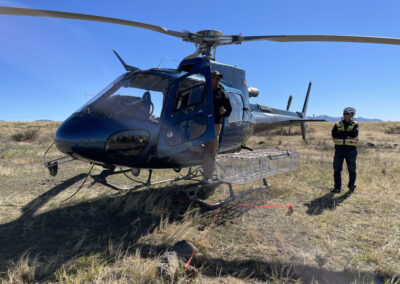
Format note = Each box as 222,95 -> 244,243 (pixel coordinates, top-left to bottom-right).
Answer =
157,72 -> 214,158
218,91 -> 245,152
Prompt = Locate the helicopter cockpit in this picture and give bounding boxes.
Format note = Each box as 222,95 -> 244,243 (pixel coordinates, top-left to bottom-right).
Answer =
77,71 -> 210,126
77,70 -> 211,124
78,72 -> 171,123
55,66 -> 215,166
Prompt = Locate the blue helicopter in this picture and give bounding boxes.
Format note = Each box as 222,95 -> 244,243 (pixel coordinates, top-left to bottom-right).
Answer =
3,7 -> 400,207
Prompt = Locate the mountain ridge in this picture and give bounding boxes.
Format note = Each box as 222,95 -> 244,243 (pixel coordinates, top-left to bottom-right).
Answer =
311,115 -> 383,122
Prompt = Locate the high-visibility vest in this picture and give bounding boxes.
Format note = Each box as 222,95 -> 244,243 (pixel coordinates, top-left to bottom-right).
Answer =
333,121 -> 359,146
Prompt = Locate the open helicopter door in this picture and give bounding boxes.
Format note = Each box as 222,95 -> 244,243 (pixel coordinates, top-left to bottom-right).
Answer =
157,66 -> 214,160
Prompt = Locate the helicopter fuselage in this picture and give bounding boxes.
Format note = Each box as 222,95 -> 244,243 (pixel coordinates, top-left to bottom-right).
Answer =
54,57 -> 310,169
54,58 -> 256,168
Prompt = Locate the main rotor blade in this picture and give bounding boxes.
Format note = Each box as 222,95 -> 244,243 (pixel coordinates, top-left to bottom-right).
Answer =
233,35 -> 400,46
0,6 -> 186,38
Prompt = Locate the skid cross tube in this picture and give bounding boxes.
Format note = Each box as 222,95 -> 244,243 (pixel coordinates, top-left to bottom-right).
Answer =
90,166 -> 204,192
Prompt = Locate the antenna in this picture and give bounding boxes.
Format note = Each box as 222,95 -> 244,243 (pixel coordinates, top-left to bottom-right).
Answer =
157,56 -> 175,68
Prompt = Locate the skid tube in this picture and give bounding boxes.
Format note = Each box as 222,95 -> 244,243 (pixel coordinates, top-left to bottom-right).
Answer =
185,178 -> 270,209
90,166 -> 204,192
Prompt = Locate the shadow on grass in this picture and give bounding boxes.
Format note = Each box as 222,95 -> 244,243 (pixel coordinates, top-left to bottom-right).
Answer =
0,175 -> 257,281
20,173 -> 87,219
0,175 -> 201,279
194,256 -> 390,284
304,190 -> 353,215
200,196 -> 259,226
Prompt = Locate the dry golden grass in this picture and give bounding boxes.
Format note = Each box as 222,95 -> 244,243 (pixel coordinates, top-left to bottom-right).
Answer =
0,121 -> 399,283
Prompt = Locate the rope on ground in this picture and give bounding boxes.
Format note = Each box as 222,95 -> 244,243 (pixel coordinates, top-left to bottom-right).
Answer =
184,207 -> 221,269
231,202 -> 294,215
177,200 -> 294,214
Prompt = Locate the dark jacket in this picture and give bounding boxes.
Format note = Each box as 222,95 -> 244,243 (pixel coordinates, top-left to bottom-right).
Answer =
213,85 -> 232,124
332,119 -> 359,150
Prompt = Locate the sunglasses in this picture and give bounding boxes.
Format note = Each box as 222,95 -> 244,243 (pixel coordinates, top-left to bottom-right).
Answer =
343,112 -> 351,115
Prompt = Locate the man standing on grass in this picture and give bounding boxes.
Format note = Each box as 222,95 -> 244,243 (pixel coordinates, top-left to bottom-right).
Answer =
331,107 -> 359,193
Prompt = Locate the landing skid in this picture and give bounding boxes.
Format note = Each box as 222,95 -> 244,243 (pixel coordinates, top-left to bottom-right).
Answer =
90,166 -> 270,209
89,167 -> 203,192
185,178 -> 270,209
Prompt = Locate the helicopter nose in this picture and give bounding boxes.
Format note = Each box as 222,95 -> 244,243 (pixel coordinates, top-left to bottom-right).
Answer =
54,112 -> 124,161
54,112 -> 152,165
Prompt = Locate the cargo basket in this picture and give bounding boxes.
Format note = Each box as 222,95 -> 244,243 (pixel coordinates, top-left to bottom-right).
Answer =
215,149 -> 300,184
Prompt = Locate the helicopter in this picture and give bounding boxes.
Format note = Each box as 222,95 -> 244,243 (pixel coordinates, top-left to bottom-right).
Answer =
2,6 -> 400,208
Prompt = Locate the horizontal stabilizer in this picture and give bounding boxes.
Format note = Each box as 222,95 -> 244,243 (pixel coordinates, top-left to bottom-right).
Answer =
289,119 -> 326,122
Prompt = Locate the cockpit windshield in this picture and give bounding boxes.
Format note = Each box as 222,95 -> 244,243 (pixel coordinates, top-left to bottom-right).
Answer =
78,73 -> 171,123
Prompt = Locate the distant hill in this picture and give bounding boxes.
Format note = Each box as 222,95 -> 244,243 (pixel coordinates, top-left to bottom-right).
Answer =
311,115 -> 383,122
35,119 -> 54,122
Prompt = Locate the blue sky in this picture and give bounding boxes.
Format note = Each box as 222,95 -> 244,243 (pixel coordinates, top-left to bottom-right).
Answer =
1,0 -> 400,121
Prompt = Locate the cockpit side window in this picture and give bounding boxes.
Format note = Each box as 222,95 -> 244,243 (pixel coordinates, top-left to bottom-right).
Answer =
227,92 -> 244,122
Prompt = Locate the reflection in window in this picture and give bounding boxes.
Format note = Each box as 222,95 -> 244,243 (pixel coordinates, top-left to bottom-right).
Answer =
105,129 -> 149,156
227,92 -> 244,122
173,74 -> 206,115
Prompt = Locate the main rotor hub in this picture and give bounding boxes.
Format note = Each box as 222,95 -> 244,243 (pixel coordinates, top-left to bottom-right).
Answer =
186,30 -> 228,60
196,30 -> 223,38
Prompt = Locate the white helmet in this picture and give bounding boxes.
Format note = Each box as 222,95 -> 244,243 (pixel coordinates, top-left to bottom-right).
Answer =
343,107 -> 356,116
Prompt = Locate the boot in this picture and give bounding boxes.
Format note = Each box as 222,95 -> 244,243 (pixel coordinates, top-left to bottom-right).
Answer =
348,185 -> 356,193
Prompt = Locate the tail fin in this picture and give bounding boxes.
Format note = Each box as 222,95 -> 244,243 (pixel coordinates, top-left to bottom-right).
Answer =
286,95 -> 293,111
300,81 -> 312,142
250,81 -> 324,137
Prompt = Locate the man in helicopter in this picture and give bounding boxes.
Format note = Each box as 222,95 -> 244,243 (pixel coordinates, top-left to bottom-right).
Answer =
202,70 -> 232,183
331,107 -> 359,193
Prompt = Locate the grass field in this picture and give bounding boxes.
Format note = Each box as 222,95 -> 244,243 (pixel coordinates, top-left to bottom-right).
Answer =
0,121 -> 399,283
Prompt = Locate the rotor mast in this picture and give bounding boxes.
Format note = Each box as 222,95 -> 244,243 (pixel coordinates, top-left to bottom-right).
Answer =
184,30 -> 240,60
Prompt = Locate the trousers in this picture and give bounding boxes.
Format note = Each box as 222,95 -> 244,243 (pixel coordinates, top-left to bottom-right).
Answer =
333,147 -> 357,189
202,124 -> 222,179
